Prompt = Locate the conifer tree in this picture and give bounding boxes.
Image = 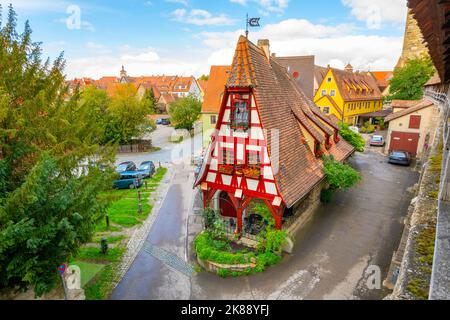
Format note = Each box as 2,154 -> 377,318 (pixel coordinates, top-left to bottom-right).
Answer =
0,5 -> 116,296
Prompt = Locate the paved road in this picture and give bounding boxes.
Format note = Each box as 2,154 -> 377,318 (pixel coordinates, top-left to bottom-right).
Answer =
110,164 -> 195,300
115,125 -> 203,167
111,150 -> 418,300
191,151 -> 418,300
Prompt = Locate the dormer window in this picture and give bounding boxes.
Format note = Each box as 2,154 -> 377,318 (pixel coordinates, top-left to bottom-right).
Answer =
230,93 -> 250,130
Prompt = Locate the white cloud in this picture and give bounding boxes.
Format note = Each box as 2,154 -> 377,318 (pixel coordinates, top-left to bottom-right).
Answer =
200,18 -> 403,72
64,46 -> 204,79
342,0 -> 407,29
230,0 -> 290,13
171,8 -> 235,26
64,16 -> 402,80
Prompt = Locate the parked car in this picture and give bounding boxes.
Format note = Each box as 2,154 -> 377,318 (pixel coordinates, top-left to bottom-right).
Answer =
388,151 -> 411,166
116,161 -> 137,173
370,135 -> 385,147
113,171 -> 144,189
138,161 -> 156,178
160,118 -> 171,126
156,118 -> 163,125
349,126 -> 360,134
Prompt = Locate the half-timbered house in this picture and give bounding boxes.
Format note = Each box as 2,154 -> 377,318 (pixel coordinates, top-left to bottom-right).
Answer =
195,36 -> 354,234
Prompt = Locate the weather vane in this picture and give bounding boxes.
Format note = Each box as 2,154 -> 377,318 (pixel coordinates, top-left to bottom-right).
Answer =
246,14 -> 261,38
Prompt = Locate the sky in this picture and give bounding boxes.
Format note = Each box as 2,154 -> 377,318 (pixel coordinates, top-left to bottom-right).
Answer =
0,0 -> 408,79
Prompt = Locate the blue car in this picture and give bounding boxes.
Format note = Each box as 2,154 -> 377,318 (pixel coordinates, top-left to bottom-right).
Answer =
113,171 -> 144,189
138,161 -> 156,179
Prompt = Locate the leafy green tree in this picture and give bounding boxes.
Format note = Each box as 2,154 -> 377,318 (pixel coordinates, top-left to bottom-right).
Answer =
198,75 -> 209,81
103,83 -> 151,144
387,57 -> 435,101
168,95 -> 202,130
0,5 -> 116,296
80,86 -> 110,144
141,87 -> 158,115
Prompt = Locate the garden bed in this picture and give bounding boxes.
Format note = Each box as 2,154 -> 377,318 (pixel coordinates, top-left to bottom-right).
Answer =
194,231 -> 284,277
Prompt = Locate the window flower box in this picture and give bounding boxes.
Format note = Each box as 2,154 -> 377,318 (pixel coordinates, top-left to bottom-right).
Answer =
243,167 -> 261,179
219,165 -> 234,175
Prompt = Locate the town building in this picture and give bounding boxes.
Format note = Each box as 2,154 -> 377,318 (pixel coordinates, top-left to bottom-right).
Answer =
370,71 -> 394,96
194,36 -> 354,234
67,66 -> 202,112
313,65 -> 383,126
200,66 -> 231,149
384,98 -> 438,157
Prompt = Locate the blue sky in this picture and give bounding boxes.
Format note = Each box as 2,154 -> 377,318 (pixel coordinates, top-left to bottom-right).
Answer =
0,0 -> 408,78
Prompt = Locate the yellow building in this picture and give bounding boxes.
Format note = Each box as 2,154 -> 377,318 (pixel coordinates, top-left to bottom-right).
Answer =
314,64 -> 383,126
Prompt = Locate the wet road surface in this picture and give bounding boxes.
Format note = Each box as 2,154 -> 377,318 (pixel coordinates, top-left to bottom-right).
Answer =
111,151 -> 419,300
110,167 -> 193,300
191,152 -> 419,300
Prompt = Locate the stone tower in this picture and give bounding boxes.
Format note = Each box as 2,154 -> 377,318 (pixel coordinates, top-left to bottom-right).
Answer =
398,9 -> 429,67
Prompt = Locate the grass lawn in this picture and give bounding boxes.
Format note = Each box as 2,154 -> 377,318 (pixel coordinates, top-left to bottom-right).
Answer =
77,247 -> 125,263
71,261 -> 105,288
76,167 -> 168,300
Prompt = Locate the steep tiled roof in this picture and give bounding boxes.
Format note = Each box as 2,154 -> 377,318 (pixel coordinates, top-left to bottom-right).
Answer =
202,66 -> 230,114
391,99 -> 421,109
274,55 -> 315,99
314,66 -> 328,86
227,37 -> 257,87
370,71 -> 393,89
385,98 -> 434,122
226,36 -> 354,207
330,68 -> 383,102
197,79 -> 208,94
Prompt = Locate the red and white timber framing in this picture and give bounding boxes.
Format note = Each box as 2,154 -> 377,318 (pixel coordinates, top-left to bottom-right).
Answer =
200,87 -> 285,232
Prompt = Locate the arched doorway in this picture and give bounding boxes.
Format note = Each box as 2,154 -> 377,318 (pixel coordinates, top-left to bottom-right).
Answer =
219,191 -> 237,218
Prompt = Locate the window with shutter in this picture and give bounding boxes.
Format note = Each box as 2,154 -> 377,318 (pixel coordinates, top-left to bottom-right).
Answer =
409,115 -> 421,129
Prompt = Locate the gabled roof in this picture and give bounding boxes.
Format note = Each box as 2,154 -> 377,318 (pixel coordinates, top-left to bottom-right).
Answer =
227,38 -> 257,87
385,98 -> 434,122
223,36 -> 354,207
328,68 -> 383,102
370,71 -> 393,89
202,66 -> 230,114
197,79 -> 208,94
314,66 -> 328,85
391,99 -> 421,109
158,93 -> 178,104
274,55 -> 315,99
314,95 -> 343,117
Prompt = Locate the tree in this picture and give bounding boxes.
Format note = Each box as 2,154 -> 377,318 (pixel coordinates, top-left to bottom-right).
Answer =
338,122 -> 365,152
168,95 -> 202,130
322,156 -> 361,191
141,87 -> 158,115
198,74 -> 209,81
387,57 -> 435,101
103,83 -> 151,144
0,5 -> 116,296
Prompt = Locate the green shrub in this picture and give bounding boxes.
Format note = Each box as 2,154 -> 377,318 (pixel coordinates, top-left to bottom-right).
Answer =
323,155 -> 361,191
338,122 -> 365,152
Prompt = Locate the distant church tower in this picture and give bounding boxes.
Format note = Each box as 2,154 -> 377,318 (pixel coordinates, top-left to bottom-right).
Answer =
119,66 -> 128,83
397,9 -> 429,67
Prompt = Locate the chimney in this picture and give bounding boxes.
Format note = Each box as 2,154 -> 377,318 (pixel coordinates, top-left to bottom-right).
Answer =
271,52 -> 277,58
257,39 -> 270,59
